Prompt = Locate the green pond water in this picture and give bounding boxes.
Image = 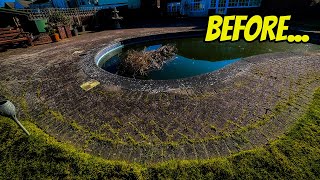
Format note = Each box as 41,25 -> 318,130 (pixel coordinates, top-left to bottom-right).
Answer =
101,37 -> 319,80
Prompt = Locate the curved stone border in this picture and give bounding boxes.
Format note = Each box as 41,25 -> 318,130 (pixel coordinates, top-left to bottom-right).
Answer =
78,46 -> 320,163
3,27 -> 315,164
81,31 -> 255,93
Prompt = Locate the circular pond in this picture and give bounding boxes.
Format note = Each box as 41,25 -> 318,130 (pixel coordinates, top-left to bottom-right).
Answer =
97,37 -> 318,80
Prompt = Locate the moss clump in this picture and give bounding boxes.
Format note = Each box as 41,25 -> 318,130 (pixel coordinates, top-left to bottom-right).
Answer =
0,88 -> 319,179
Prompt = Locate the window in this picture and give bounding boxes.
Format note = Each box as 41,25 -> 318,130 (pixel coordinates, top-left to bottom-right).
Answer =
190,0 -> 205,12
210,0 -> 262,8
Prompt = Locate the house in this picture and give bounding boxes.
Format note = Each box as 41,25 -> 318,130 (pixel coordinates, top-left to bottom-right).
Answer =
167,0 -> 262,16
28,0 -> 143,9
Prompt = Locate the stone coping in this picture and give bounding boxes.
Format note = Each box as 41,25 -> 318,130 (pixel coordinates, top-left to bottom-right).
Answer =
81,31 -> 260,93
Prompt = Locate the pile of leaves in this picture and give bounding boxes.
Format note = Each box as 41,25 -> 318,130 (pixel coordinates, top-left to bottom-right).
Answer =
117,45 -> 177,77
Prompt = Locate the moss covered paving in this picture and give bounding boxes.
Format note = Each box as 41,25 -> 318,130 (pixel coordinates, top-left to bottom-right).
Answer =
0,88 -> 319,179
1,26 -> 319,165
0,51 -> 319,164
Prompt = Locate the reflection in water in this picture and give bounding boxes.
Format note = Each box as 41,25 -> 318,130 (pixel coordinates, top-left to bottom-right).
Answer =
148,56 -> 240,80
101,37 -> 319,80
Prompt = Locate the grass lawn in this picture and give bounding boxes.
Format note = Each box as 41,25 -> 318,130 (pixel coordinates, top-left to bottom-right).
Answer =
0,88 -> 319,179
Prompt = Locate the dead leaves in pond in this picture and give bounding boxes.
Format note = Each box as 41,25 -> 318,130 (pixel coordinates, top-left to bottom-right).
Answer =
117,44 -> 177,78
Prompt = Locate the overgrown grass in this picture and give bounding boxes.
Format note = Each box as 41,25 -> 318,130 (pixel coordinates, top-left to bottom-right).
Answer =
0,120 -> 144,179
0,88 -> 319,179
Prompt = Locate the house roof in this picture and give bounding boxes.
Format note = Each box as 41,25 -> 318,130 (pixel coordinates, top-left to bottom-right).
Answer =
4,0 -> 31,9
17,0 -> 32,7
4,2 -> 15,9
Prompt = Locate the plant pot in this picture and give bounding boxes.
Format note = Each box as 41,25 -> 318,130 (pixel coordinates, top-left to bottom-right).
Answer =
64,26 -> 72,38
57,26 -> 67,39
72,28 -> 78,36
50,33 -> 61,42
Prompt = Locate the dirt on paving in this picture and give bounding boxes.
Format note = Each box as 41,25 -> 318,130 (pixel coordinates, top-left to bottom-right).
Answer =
0,25 -> 319,164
